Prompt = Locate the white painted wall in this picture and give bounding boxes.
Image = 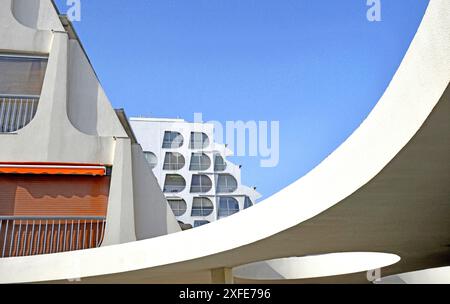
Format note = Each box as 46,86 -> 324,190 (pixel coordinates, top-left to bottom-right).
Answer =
67,40 -> 128,137
0,0 -> 52,53
131,143 -> 181,239
12,0 -> 64,31
102,138 -> 137,245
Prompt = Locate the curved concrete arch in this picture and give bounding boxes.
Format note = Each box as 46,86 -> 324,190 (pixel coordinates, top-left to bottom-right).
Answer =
233,253 -> 401,280
0,0 -> 449,283
375,266 -> 450,284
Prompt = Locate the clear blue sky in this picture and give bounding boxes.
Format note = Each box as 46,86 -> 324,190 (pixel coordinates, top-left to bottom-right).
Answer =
54,0 -> 429,199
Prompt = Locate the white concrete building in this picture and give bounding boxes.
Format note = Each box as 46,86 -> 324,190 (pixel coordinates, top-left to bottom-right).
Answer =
130,117 -> 261,228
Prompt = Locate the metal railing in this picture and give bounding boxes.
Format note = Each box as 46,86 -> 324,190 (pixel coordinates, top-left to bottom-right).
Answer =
0,95 -> 39,133
0,216 -> 106,258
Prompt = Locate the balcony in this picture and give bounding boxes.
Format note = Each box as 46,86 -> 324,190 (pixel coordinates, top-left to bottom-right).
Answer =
0,216 -> 106,258
0,95 -> 39,133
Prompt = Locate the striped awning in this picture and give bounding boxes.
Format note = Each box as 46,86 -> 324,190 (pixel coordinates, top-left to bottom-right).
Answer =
0,164 -> 106,176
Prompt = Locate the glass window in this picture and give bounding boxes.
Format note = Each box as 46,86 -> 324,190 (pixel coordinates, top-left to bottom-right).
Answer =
216,174 -> 238,193
189,132 -> 209,149
162,131 -> 183,148
0,54 -> 48,96
193,220 -> 210,228
143,151 -> 158,169
189,152 -> 211,171
0,54 -> 47,133
214,154 -> 227,171
190,174 -> 212,193
163,174 -> 186,193
167,198 -> 187,216
163,152 -> 185,170
191,197 -> 214,216
244,196 -> 253,209
218,197 -> 240,219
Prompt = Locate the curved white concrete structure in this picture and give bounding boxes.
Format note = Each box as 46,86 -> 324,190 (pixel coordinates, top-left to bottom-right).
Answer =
0,0 -> 449,283
233,253 -> 401,280
375,267 -> 450,284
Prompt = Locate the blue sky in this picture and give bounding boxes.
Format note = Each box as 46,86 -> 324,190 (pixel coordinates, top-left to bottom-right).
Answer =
54,0 -> 429,199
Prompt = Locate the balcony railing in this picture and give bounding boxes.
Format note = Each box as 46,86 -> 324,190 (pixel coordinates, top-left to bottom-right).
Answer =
0,216 -> 106,258
0,95 -> 39,133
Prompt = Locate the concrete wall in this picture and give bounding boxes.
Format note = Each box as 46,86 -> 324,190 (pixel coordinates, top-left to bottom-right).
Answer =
12,0 -> 64,31
102,138 -> 137,245
131,143 -> 181,240
0,0 -> 52,53
67,40 -> 128,137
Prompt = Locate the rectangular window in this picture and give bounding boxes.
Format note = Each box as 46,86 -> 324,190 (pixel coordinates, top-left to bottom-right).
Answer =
0,54 -> 48,96
0,54 -> 47,133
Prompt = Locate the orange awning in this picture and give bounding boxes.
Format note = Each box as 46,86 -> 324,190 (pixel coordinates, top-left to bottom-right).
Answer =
0,164 -> 106,176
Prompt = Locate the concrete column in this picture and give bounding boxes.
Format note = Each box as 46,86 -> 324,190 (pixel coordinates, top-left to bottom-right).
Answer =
211,268 -> 234,284
102,138 -> 137,245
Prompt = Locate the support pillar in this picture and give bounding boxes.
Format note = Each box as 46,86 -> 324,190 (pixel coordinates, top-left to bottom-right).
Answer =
211,267 -> 234,284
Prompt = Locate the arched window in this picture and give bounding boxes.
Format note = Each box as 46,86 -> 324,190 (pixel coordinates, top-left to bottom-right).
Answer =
190,153 -> 211,171
218,197 -> 239,219
162,131 -> 183,148
143,151 -> 158,169
214,154 -> 227,171
163,152 -> 185,170
216,174 -> 238,193
191,197 -> 214,216
244,196 -> 253,209
167,198 -> 187,216
163,174 -> 186,193
189,132 -> 209,149
193,220 -> 210,228
190,174 -> 212,193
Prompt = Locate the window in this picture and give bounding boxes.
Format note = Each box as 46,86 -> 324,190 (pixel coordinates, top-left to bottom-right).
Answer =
167,198 -> 187,216
194,220 -> 210,228
163,152 -> 185,170
189,153 -> 211,171
216,174 -> 238,193
190,174 -> 212,193
143,151 -> 157,169
218,197 -> 239,219
0,54 -> 48,96
163,174 -> 186,193
244,196 -> 253,209
0,54 -> 48,133
162,131 -> 183,148
214,154 -> 227,171
191,197 -> 214,216
189,132 -> 209,149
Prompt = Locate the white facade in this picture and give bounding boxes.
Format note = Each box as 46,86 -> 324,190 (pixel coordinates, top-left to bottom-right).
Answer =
130,117 -> 261,228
